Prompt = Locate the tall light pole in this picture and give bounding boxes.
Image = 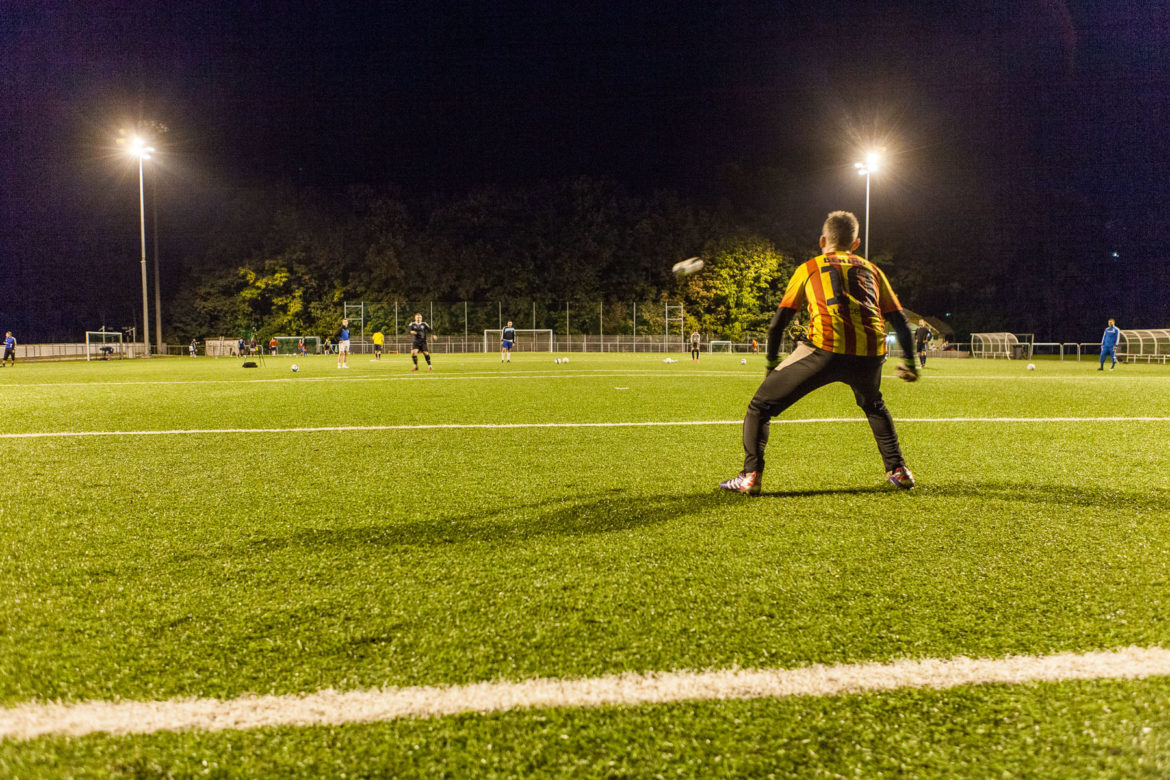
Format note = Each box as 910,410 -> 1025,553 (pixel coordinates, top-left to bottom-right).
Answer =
853,149 -> 882,258
119,134 -> 155,356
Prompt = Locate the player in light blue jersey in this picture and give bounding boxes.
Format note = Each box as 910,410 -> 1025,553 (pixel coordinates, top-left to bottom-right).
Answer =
1098,318 -> 1120,371
501,321 -> 516,363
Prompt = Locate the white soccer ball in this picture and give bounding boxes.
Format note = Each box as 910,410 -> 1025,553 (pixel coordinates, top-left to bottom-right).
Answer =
740,359 -> 747,365
672,257 -> 705,276
562,357 -> 569,363
1027,363 -> 1036,371
555,358 -> 561,364
291,364 -> 299,372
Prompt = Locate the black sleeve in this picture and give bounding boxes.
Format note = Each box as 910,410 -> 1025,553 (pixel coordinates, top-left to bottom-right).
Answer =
765,307 -> 796,362
886,310 -> 916,368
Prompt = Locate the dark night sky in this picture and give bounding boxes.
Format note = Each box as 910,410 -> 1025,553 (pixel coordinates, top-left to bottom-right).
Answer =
2,1 -> 1168,340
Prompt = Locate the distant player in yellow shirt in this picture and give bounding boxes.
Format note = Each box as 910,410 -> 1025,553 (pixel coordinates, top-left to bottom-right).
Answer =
372,330 -> 384,361
720,210 -> 918,494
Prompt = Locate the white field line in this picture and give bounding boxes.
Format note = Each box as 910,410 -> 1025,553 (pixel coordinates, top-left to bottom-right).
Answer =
1,417 -> 1169,440
2,646 -> 1168,740
1,371 -> 1167,389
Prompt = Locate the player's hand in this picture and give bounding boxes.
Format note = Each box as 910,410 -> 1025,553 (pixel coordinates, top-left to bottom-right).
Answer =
764,357 -> 781,376
894,362 -> 918,382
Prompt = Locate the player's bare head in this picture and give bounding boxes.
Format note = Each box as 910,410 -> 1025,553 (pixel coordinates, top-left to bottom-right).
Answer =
414,313 -> 422,321
918,319 -> 926,327
1108,318 -> 1115,326
342,319 -> 348,326
507,321 -> 513,326
821,211 -> 860,252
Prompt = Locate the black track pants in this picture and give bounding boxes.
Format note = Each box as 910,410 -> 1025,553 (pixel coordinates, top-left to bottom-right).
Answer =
742,343 -> 906,475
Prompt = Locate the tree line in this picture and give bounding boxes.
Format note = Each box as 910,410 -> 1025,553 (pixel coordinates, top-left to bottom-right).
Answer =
169,177 -> 798,344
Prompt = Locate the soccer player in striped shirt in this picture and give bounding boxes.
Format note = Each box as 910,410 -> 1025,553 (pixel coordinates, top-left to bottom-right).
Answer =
720,210 -> 919,494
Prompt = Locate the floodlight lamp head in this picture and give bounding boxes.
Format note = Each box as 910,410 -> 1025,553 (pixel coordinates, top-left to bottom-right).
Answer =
865,150 -> 881,171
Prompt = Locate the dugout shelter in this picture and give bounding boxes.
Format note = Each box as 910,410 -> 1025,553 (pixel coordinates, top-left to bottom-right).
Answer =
1118,329 -> 1170,363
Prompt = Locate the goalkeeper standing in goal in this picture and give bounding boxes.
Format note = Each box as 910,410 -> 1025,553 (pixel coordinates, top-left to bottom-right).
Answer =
409,313 -> 433,371
501,321 -> 516,363
720,210 -> 918,494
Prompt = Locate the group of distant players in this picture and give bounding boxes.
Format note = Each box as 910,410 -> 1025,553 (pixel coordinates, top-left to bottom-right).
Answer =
332,314 -> 437,371
328,315 -> 521,371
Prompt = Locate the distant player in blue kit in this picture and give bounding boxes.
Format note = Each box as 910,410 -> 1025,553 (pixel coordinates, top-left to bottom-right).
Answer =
2,331 -> 15,367
337,319 -> 350,369
501,321 -> 516,363
409,313 -> 432,371
1098,318 -> 1120,371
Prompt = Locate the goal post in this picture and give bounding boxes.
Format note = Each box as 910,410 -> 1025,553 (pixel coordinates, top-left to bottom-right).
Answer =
483,329 -> 554,352
708,340 -> 733,353
274,336 -> 320,355
85,331 -> 124,360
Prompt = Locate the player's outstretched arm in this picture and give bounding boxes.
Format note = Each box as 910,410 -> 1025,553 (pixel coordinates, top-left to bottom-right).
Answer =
764,306 -> 796,373
887,310 -> 918,378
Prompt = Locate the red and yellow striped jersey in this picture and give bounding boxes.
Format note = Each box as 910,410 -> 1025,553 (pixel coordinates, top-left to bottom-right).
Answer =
778,252 -> 903,357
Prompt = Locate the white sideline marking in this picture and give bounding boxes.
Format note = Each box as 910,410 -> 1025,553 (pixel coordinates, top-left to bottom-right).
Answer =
2,646 -> 1168,740
1,417 -> 1168,440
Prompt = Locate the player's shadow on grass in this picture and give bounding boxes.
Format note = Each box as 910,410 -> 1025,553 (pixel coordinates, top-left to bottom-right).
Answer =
739,482 -> 1170,512
919,481 -> 1170,511
253,489 -> 731,551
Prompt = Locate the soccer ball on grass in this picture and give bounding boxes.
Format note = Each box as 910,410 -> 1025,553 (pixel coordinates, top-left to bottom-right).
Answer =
291,364 -> 299,372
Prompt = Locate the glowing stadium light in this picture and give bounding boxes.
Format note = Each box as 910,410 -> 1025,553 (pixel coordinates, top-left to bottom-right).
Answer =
853,148 -> 886,258
116,130 -> 157,356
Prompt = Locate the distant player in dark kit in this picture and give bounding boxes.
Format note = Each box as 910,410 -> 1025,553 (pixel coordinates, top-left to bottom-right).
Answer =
336,319 -> 350,369
501,321 -> 516,363
409,313 -> 432,371
1099,318 -> 1120,370
690,331 -> 700,362
720,210 -> 919,495
915,319 -> 932,367
2,332 -> 15,366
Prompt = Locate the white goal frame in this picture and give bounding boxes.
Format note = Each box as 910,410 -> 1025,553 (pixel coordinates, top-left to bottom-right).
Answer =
483,329 -> 554,352
708,340 -> 733,353
275,336 -> 320,355
85,331 -> 125,360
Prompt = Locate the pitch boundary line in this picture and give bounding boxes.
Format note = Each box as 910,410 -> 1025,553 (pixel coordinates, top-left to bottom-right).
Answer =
2,646 -> 1167,740
2,371 -> 1167,390
2,416 -> 1169,440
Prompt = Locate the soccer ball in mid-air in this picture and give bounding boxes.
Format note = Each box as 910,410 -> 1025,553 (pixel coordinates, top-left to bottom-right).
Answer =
291,364 -> 299,372
1027,363 -> 1036,371
672,257 -> 704,275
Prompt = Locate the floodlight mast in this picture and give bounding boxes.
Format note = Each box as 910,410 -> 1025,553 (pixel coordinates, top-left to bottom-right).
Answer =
853,149 -> 882,259
119,134 -> 156,357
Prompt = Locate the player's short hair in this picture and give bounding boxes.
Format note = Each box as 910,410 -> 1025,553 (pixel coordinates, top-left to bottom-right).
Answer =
414,313 -> 422,318
822,210 -> 859,251
507,321 -> 513,326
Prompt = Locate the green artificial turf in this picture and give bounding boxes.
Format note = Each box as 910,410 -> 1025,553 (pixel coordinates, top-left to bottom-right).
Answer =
1,353 -> 1168,775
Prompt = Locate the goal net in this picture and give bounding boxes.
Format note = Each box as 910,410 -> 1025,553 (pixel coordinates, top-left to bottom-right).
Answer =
708,340 -> 733,353
483,329 -> 554,352
85,331 -> 124,360
275,336 -> 320,355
